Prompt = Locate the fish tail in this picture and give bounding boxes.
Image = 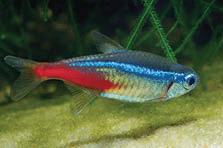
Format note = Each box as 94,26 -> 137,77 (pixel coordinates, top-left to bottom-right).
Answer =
4,56 -> 45,101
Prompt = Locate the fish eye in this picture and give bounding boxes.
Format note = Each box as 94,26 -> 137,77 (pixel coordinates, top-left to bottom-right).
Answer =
188,77 -> 195,85
183,74 -> 196,90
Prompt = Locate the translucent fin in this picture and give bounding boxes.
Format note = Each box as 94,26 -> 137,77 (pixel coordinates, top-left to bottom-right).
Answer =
10,70 -> 44,101
64,83 -> 82,95
92,32 -> 128,54
4,56 -> 44,101
4,56 -> 37,71
73,95 -> 97,115
65,83 -> 98,115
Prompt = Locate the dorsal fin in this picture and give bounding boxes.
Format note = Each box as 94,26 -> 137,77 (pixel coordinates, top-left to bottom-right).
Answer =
92,32 -> 128,54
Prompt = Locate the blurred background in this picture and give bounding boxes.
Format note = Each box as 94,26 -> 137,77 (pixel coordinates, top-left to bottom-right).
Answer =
0,0 -> 222,105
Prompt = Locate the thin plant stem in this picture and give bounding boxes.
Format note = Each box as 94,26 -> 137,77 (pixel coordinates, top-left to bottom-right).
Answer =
175,0 -> 216,54
125,0 -> 156,49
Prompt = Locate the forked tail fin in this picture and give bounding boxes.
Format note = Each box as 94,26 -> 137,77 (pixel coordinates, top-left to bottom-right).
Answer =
4,56 -> 44,101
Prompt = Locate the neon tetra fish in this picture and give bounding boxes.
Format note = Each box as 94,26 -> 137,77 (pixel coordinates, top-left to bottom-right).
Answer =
4,32 -> 200,113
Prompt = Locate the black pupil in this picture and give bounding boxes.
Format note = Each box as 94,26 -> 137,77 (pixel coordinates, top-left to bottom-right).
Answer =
189,77 -> 195,85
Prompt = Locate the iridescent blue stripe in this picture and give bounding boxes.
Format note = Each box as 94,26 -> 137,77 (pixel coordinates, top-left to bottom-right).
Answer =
69,61 -> 185,83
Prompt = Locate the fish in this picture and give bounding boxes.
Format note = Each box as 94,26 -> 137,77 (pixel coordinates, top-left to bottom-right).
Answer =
4,32 -> 200,113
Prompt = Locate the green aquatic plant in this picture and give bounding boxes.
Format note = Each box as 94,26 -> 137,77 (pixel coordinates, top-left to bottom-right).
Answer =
149,9 -> 177,63
43,0 -> 49,22
134,0 -> 217,63
135,1 -> 172,48
172,0 -> 186,28
208,38 -> 223,66
67,0 -> 84,56
175,0 -> 216,54
143,0 -> 177,63
125,0 -> 177,63
125,0 -> 156,50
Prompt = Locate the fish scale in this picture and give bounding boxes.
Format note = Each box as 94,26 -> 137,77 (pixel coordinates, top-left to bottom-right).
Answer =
96,67 -> 169,102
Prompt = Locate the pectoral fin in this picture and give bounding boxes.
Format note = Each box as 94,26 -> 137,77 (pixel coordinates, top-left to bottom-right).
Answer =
159,81 -> 173,101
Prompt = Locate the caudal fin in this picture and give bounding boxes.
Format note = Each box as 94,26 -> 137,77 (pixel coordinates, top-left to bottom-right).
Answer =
4,56 -> 44,101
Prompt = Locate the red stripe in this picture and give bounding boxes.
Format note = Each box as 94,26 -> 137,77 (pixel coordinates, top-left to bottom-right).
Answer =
34,64 -> 115,91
